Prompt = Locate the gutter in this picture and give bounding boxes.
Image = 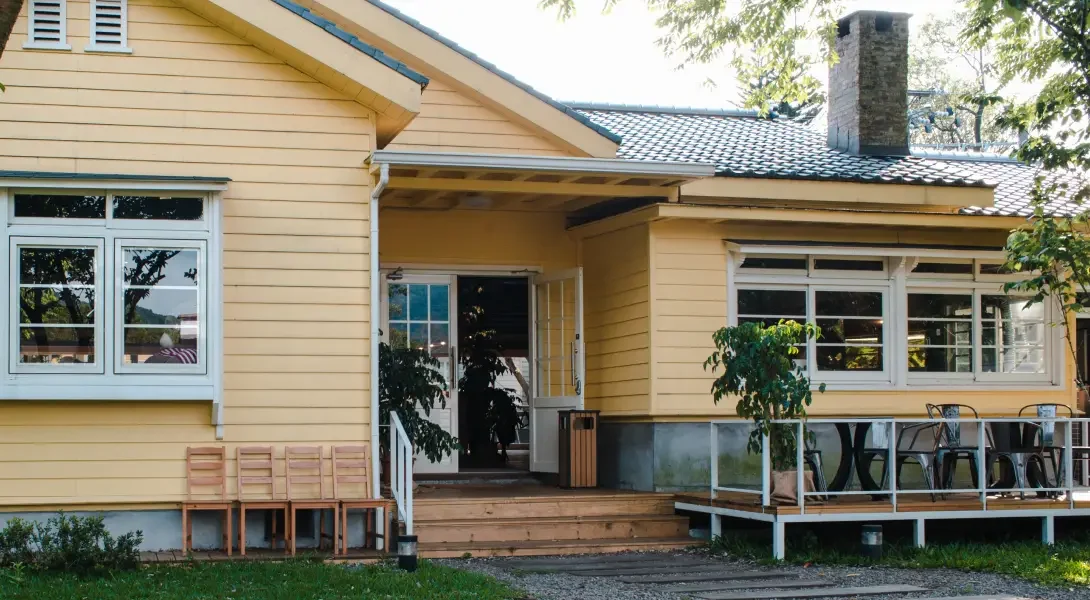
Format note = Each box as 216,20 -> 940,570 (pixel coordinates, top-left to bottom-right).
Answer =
370,163 -> 389,502
371,150 -> 716,179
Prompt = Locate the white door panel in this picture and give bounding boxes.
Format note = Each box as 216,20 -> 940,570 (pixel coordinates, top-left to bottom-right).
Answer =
382,274 -> 458,474
530,268 -> 584,473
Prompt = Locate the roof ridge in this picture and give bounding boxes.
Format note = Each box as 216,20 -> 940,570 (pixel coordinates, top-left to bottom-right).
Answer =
567,102 -> 763,118
361,0 -> 623,145
910,148 -> 1023,164
270,0 -> 429,87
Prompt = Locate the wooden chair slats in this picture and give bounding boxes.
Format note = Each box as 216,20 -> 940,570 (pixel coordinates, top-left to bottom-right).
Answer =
183,446 -> 232,557
236,446 -> 288,557
285,446 -> 338,556
239,460 -> 273,469
332,444 -> 393,555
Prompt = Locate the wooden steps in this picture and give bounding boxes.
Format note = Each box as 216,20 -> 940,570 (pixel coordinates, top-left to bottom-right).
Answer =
418,536 -> 698,558
413,486 -> 697,557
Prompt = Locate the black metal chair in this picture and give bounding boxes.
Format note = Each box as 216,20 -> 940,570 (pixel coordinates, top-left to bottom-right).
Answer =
927,403 -> 987,491
858,420 -> 940,501
1019,403 -> 1081,493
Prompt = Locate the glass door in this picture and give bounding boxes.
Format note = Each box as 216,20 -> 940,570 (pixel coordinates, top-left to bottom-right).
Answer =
530,268 -> 583,473
383,274 -> 458,474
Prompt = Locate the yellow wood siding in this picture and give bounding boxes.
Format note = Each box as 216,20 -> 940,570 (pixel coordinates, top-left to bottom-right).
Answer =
648,219 -> 1074,419
380,207 -> 576,269
387,79 -> 570,156
582,225 -> 651,416
0,0 -> 374,506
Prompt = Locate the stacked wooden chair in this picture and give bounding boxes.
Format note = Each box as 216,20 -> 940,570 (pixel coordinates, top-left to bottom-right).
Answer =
181,444 -> 393,556
182,447 -> 233,555
333,445 -> 395,553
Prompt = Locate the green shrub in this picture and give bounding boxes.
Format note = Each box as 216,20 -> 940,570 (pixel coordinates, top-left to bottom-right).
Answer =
0,513 -> 142,576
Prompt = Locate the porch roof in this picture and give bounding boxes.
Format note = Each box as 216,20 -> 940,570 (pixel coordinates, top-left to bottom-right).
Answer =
370,150 -> 715,212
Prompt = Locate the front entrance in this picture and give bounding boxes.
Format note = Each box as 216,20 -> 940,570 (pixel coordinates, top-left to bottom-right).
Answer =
381,268 -> 584,475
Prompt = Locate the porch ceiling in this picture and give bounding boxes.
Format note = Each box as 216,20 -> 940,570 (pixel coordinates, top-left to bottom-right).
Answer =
371,150 -> 715,212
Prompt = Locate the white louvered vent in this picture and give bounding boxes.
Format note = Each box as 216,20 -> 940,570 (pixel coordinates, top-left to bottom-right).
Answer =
88,0 -> 131,53
24,0 -> 69,49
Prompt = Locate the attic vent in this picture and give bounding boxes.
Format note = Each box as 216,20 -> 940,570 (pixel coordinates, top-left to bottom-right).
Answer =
24,0 -> 68,49
88,0 -> 131,52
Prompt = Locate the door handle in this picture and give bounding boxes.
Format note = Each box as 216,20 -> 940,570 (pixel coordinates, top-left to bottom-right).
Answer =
449,345 -> 457,389
570,341 -> 577,388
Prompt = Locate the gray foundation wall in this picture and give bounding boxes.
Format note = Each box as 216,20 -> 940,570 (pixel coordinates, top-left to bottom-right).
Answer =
0,508 -> 380,552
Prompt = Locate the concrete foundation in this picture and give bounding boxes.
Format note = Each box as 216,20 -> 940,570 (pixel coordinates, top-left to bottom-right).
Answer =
0,508 -> 379,552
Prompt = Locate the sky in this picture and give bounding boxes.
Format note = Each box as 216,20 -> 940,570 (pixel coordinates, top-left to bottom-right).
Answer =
383,0 -> 960,109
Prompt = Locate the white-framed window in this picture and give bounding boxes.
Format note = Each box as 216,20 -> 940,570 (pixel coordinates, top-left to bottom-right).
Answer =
87,0 -> 131,53
24,0 -> 70,50
731,250 -> 1060,389
0,187 -> 219,400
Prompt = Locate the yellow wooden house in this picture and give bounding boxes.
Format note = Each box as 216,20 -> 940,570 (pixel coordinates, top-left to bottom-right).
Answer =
0,2 -> 1083,555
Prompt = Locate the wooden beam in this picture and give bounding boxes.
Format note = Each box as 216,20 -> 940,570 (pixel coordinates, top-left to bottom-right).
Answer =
408,191 -> 447,207
386,177 -> 675,198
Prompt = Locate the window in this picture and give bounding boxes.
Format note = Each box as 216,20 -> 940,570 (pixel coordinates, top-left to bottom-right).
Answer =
88,0 -> 130,53
24,0 -> 69,50
736,285 -> 889,382
1,188 -> 215,398
731,250 -> 1058,388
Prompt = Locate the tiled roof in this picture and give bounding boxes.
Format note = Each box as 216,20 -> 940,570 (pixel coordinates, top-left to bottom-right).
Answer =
271,0 -> 430,87
362,0 -> 623,145
570,104 -> 1084,217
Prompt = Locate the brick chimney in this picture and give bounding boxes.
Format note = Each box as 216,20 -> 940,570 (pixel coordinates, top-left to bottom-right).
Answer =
827,11 -> 912,156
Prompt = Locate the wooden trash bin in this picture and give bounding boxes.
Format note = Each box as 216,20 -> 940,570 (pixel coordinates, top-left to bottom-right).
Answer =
558,410 -> 600,488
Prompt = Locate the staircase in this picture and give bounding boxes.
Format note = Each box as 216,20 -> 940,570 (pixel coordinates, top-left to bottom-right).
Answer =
413,487 -> 697,558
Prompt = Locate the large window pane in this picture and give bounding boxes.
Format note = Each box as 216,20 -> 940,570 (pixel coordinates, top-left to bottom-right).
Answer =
14,194 -> 105,219
814,290 -> 884,373
981,294 -> 1046,375
816,346 -> 883,371
815,291 -> 883,317
113,196 -> 203,220
815,318 -> 883,345
907,293 -> 973,374
121,246 -> 200,367
17,245 -> 98,366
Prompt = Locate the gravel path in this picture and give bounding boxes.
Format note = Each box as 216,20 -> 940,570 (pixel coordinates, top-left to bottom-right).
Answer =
438,550 -> 1090,600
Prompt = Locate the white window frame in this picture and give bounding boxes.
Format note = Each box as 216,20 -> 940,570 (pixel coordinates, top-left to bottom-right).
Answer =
114,238 -> 207,376
23,0 -> 71,51
86,0 -> 132,54
0,184 -> 222,405
729,246 -> 1063,391
9,236 -> 105,375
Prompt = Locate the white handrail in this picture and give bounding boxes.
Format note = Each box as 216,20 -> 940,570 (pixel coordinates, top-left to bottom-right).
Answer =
389,412 -> 414,535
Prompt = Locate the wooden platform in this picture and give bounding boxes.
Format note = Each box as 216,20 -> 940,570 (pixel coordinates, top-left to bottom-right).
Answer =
139,548 -> 385,564
678,490 -> 1090,516
413,483 -> 698,557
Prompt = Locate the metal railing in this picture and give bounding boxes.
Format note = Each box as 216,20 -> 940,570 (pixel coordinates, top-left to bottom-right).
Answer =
710,417 -> 1090,514
389,412 -> 414,535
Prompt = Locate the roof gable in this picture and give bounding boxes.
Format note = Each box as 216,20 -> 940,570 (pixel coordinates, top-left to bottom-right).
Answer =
297,0 -> 621,157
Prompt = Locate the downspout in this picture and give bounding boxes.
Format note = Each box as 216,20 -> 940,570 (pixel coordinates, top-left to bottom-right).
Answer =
370,163 -> 389,501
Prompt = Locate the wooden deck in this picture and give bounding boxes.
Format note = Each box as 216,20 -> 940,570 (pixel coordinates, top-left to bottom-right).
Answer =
677,490 -> 1090,516
139,548 -> 386,564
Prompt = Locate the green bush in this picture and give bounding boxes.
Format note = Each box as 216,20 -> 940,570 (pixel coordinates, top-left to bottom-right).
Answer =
0,513 -> 143,576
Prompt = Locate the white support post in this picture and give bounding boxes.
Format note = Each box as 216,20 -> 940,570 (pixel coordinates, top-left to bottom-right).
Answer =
888,419 -> 897,512
913,518 -> 926,548
772,521 -> 785,560
761,432 -> 771,507
710,423 -> 718,501
1042,515 -> 1055,545
978,418 -> 987,510
710,514 -> 722,541
796,421 -> 804,513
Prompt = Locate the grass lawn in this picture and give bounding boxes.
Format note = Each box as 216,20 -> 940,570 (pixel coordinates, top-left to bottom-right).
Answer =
713,532 -> 1090,587
1,558 -> 524,600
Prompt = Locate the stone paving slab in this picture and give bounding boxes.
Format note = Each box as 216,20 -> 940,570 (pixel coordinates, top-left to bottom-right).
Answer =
513,554 -> 679,568
662,579 -> 832,594
572,564 -> 746,577
619,570 -> 798,584
692,584 -> 928,600
521,559 -> 713,574
914,596 -> 1029,600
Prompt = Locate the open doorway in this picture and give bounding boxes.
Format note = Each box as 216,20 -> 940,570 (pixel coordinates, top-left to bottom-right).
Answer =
457,276 -> 531,472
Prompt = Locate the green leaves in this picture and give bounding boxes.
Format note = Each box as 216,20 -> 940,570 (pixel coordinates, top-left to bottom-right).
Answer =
704,320 -> 824,469
378,342 -> 459,463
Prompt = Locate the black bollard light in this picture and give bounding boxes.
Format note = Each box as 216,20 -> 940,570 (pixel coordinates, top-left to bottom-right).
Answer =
861,524 -> 883,559
398,534 -> 418,572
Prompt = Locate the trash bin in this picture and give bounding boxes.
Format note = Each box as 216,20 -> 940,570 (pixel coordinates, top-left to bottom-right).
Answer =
558,410 -> 599,488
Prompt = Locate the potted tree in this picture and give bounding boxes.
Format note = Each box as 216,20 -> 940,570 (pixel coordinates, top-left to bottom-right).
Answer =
378,341 -> 459,484
704,320 -> 825,505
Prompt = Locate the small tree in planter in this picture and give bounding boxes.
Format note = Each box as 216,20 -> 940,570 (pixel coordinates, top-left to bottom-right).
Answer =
703,320 -> 825,504
378,342 -> 459,478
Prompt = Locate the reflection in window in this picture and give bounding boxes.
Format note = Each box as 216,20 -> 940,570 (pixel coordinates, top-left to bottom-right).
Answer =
737,288 -> 808,366
121,247 -> 200,366
14,194 -> 106,219
815,291 -> 884,371
982,295 -> 1045,373
17,246 -> 97,365
113,196 -> 203,221
908,293 -> 973,373
387,282 -> 449,357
